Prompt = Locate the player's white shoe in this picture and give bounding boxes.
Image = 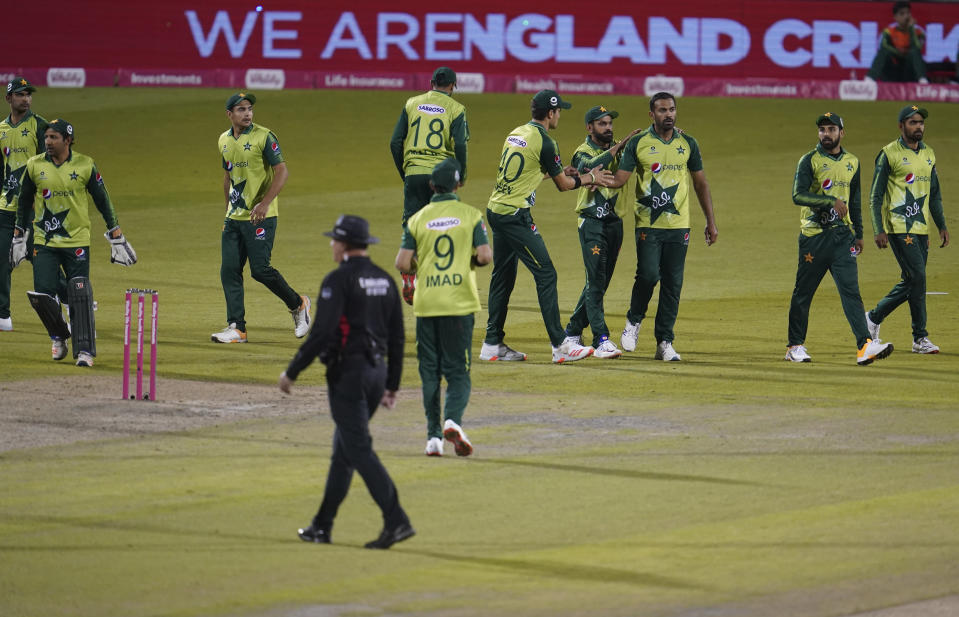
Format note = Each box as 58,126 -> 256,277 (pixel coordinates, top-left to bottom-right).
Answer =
424,437 -> 443,457
562,334 -> 582,347
655,341 -> 681,362
0,317 -> 12,331
857,338 -> 893,365
479,342 -> 527,361
864,311 -> 880,341
442,419 -> 473,457
552,340 -> 593,364
621,319 -> 640,352
211,323 -> 248,344
51,337 -> 68,361
292,295 -> 311,338
75,351 -> 94,367
912,337 -> 940,354
593,337 -> 622,359
784,344 -> 812,362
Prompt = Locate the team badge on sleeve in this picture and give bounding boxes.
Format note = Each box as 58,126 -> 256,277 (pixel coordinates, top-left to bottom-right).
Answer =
271,142 -> 280,152
95,172 -> 103,184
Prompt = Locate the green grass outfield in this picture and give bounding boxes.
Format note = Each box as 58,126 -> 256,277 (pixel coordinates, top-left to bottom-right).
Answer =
1,88 -> 958,616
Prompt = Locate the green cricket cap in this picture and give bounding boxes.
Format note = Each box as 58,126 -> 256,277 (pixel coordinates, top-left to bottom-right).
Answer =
532,89 -> 572,113
6,76 -> 36,94
431,159 -> 462,193
431,67 -> 456,87
47,118 -> 74,140
225,92 -> 256,110
585,105 -> 619,124
898,104 -> 928,123
816,112 -> 843,129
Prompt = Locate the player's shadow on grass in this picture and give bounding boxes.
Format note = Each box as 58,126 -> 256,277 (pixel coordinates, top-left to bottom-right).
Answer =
468,457 -> 766,486
399,548 -> 706,590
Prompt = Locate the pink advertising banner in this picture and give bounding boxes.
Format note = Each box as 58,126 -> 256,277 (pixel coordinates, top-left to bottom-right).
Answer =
6,0 -> 959,79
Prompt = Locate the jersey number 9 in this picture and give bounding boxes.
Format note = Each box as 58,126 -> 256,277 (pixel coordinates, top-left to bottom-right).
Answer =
433,234 -> 454,271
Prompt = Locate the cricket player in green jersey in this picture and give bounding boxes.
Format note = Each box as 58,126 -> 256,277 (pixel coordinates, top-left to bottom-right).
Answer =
481,89 -> 612,364
390,67 -> 469,304
10,119 -> 136,367
0,77 -> 48,332
211,92 -> 311,344
563,105 -> 642,360
784,113 -> 893,365
395,159 -> 490,457
601,92 -> 719,362
865,104 -> 949,354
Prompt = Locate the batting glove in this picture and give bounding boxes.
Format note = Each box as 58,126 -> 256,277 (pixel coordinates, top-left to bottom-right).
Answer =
105,227 -> 138,266
9,227 -> 28,268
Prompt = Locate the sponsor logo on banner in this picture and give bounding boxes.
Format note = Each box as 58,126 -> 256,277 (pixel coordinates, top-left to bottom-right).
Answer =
644,76 -> 684,97
426,217 -> 461,230
839,79 -> 877,101
321,73 -> 408,89
245,69 -> 285,90
47,68 -> 86,88
455,72 -> 484,94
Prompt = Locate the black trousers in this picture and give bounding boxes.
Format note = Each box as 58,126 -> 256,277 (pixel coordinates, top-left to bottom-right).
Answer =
313,355 -> 409,531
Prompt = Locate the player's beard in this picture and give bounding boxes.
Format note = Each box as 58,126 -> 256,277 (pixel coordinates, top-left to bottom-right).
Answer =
594,130 -> 614,147
820,136 -> 838,151
909,128 -> 924,142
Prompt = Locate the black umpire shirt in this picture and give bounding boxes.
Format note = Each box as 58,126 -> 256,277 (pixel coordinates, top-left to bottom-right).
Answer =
285,255 -> 404,391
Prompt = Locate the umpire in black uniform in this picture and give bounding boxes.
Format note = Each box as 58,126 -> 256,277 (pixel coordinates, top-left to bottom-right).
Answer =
279,214 -> 414,550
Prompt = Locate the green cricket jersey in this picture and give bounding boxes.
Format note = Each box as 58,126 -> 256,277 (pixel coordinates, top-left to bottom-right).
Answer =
571,136 -> 626,220
870,137 -> 946,236
401,193 -> 489,317
619,126 -> 703,229
219,123 -> 284,221
488,122 -> 564,216
792,144 -> 862,238
16,150 -> 118,247
391,90 -> 469,179
0,110 -> 48,213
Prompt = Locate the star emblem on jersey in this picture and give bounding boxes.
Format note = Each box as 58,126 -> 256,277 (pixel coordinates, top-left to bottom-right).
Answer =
638,175 -> 680,224
70,171 -> 79,181
890,187 -> 926,232
243,142 -> 252,151
804,252 -> 814,263
676,145 -> 685,155
904,235 -> 914,245
39,208 -> 72,241
21,128 -> 29,137
846,162 -> 854,172
591,245 -> 601,255
927,158 -> 933,166
228,179 -> 248,213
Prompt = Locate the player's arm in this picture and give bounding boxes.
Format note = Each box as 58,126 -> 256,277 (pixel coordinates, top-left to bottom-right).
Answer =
34,117 -> 49,154
384,279 -> 405,403
601,133 -> 643,189
544,139 -> 612,191
929,166 -> 949,247
451,112 -> 469,183
86,165 -> 120,233
683,136 -> 718,245
472,219 -> 491,266
792,152 -> 837,210
870,151 -> 891,248
849,164 -> 864,252
395,227 -> 416,273
222,169 -> 231,214
251,161 -> 288,224
14,167 -> 36,233
389,108 -> 409,179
